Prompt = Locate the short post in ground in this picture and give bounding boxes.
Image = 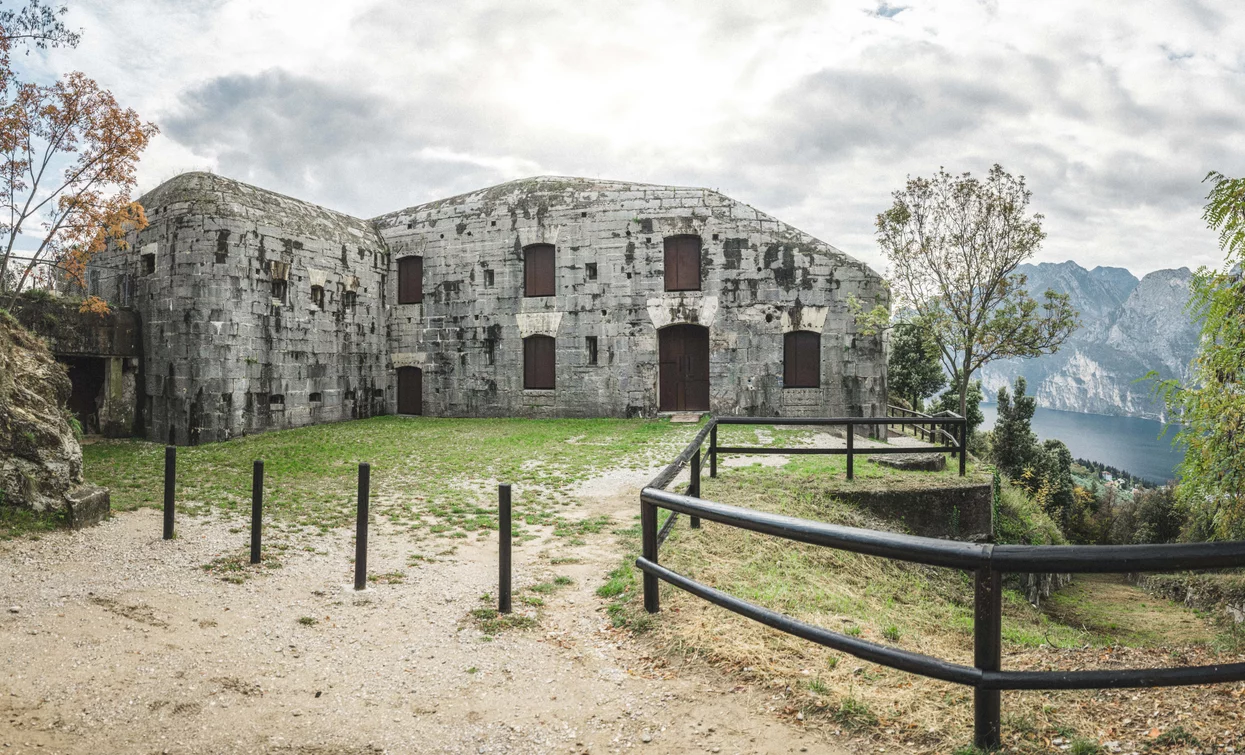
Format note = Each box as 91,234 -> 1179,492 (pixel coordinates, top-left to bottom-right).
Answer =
846,425 -> 855,481
162,445 -> 176,540
709,423 -> 717,478
973,565 -> 1003,749
641,498 -> 659,613
959,419 -> 968,477
498,483 -> 512,614
250,460 -> 263,564
689,449 -> 701,529
354,462 -> 370,591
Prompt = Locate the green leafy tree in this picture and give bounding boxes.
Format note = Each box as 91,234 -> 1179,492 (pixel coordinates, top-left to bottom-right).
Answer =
887,319 -> 946,410
931,373 -> 984,437
875,165 -> 1080,421
1153,171 -> 1245,539
991,377 -> 1039,479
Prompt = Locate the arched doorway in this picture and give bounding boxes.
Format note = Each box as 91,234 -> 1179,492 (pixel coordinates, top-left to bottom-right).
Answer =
658,324 -> 709,412
397,366 -> 422,415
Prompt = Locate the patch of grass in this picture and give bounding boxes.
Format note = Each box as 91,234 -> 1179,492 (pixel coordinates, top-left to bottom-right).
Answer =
1146,726 -> 1200,749
0,505 -> 66,540
832,696 -> 878,730
297,616 -> 318,626
82,416 -> 694,536
1069,738 -> 1103,755
553,575 -> 574,586
882,624 -> 901,642
468,607 -> 538,634
202,550 -> 283,584
368,570 -> 406,585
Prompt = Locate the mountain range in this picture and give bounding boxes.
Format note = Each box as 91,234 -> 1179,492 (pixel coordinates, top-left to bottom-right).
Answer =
976,261 -> 1200,421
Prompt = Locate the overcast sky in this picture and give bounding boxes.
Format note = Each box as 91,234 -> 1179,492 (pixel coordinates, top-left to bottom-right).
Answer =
16,0 -> 1245,277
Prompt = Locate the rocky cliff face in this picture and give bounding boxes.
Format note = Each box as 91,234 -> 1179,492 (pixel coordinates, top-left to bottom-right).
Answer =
0,312 -> 83,511
979,262 -> 1199,421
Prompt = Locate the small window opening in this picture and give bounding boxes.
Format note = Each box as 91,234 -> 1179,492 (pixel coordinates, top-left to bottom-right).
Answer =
372,388 -> 385,398
271,279 -> 288,304
343,290 -> 357,311
523,244 -> 555,297
483,269 -> 495,287
142,253 -> 155,276
585,263 -> 597,281
524,335 -> 556,389
485,338 -> 496,366
309,392 -> 322,403
398,255 -> 423,304
664,235 -> 702,292
269,394 -> 285,409
586,336 -> 598,365
344,389 -> 356,401
783,331 -> 821,388
311,285 -> 325,309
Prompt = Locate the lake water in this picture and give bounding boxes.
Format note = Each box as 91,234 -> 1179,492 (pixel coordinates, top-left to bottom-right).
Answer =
978,404 -> 1183,484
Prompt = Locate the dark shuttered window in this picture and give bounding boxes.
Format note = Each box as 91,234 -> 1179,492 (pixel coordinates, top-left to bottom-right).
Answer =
783,331 -> 820,388
524,244 -> 555,297
663,235 -> 702,292
524,335 -> 556,389
397,255 -> 423,304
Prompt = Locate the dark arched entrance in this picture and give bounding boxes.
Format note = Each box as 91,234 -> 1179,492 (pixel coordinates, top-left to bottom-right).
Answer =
397,366 -> 422,415
658,324 -> 709,412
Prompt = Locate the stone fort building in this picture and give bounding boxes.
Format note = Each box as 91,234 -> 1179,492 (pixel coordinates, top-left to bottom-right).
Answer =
85,173 -> 888,445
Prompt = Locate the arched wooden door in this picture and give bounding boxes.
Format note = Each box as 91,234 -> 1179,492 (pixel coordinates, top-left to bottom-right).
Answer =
397,366 -> 422,415
658,324 -> 709,412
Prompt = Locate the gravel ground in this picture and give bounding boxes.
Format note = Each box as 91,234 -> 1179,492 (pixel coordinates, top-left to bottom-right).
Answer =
0,463 -> 845,755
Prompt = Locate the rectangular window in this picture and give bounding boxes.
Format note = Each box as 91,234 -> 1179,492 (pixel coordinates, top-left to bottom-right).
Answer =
342,290 -> 357,312
664,235 -> 702,292
485,338 -> 496,366
783,331 -> 821,388
398,255 -> 423,304
586,336 -> 598,365
309,392 -> 322,403
524,335 -> 555,389
483,269 -> 495,287
585,262 -> 597,281
311,285 -> 325,309
524,244 -> 555,297
271,279 -> 287,304
269,394 -> 285,410
141,253 -> 155,276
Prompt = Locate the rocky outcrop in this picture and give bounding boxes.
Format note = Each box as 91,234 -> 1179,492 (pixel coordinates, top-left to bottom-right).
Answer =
0,312 -> 84,512
979,262 -> 1199,421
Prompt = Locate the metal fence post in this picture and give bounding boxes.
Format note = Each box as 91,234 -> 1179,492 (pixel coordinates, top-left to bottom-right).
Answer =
354,462 -> 370,591
974,565 -> 1003,750
690,449 -> 701,529
641,499 -> 659,613
709,424 -> 717,479
846,425 -> 854,481
959,419 -> 968,477
499,483 -> 512,614
162,445 -> 176,540
250,460 -> 263,564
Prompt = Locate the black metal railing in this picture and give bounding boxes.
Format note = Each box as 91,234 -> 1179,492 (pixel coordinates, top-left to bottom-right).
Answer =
887,404 -> 961,446
709,413 -> 968,479
638,416 -> 1245,750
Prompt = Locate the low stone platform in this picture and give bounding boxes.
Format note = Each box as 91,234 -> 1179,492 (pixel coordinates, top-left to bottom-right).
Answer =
868,453 -> 947,472
65,485 -> 110,529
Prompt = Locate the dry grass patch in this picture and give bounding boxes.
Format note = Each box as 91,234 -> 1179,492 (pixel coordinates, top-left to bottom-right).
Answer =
626,466 -> 1244,753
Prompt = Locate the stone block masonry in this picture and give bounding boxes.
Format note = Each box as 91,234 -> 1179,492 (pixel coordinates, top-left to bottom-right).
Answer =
90,173 -> 889,443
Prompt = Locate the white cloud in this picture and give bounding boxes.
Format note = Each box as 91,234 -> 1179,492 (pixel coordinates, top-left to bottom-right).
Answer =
13,0 -> 1243,276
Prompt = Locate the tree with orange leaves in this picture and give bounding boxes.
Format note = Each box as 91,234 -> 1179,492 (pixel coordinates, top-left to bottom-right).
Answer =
0,1 -> 158,314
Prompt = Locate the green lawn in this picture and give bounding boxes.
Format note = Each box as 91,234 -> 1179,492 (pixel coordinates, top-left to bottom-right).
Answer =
82,415 -> 695,536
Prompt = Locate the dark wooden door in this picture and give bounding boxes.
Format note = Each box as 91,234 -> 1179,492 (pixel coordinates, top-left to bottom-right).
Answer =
658,325 -> 709,412
397,366 -> 422,415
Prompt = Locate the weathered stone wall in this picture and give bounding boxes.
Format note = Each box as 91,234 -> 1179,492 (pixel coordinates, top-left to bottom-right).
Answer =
373,177 -> 888,419
87,173 -> 888,440
91,173 -> 390,444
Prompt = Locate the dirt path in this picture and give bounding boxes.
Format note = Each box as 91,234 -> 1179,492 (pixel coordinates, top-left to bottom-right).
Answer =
0,464 -> 846,754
